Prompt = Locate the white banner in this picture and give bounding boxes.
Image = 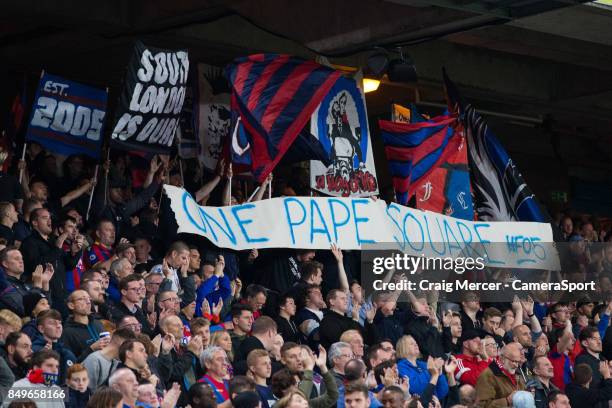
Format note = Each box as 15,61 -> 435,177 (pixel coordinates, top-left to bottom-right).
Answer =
165,185 -> 560,270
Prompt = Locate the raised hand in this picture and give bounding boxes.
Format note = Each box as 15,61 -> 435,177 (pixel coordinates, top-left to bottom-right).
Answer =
247,249 -> 258,262
32,265 -> 44,287
444,356 -> 458,375
365,303 -> 377,323
201,299 -> 211,316
161,333 -> 175,355
161,383 -> 181,408
330,243 -> 343,263
147,312 -> 157,329
315,345 -> 327,371
300,347 -> 315,371
42,263 -> 55,285
520,296 -> 535,316
187,335 -> 204,356
399,376 -> 410,394
215,255 -> 225,276
162,258 -> 172,279
212,299 -> 224,316
442,311 -> 452,327
159,306 -> 174,321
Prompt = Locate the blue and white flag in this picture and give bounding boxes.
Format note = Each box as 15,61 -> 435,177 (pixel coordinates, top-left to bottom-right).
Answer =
443,69 -> 545,222
26,73 -> 107,159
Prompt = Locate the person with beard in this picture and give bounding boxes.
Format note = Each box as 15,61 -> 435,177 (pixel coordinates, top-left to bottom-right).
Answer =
475,342 -> 526,408
454,329 -> 491,387
21,208 -> 82,316
5,331 -> 33,379
80,277 -> 111,321
5,350 -> 65,408
61,290 -> 108,362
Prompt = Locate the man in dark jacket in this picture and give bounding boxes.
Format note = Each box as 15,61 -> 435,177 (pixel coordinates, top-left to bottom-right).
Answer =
20,208 -> 81,316
61,290 -> 107,362
319,289 -> 376,350
526,356 -> 560,408
575,326 -> 606,390
0,247 -> 49,316
157,315 -> 203,407
566,363 -> 612,408
110,275 -> 153,336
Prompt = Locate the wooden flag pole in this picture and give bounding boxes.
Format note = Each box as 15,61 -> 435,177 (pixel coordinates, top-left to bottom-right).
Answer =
86,164 -> 99,221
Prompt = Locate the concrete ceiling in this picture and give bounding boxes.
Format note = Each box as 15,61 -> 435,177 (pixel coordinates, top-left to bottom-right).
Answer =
1,0 -> 611,211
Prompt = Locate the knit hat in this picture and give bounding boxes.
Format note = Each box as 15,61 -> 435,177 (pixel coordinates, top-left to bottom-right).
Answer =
23,292 -> 47,317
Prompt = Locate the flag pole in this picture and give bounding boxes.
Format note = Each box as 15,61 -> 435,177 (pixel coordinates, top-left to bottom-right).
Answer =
247,186 -> 260,202
268,172 -> 272,200
179,158 -> 184,187
103,148 -> 110,207
86,164 -> 99,221
228,165 -> 232,206
18,143 -> 27,183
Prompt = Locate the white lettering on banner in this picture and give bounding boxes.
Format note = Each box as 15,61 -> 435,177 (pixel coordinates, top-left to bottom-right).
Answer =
164,185 -> 560,270
31,96 -> 105,141
112,46 -> 189,146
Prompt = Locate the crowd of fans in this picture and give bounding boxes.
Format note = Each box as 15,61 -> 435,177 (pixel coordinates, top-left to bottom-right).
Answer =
0,142 -> 609,408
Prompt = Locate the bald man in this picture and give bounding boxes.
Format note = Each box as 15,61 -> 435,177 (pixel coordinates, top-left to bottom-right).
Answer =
61,289 -> 107,360
109,368 -> 139,407
475,342 -> 526,408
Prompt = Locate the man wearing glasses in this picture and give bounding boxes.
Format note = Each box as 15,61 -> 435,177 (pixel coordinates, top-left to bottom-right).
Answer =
61,289 -> 107,361
475,342 -> 526,408
110,274 -> 153,336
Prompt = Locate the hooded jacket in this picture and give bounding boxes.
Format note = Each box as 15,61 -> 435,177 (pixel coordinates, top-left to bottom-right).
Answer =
60,315 -> 104,362
31,331 -> 77,385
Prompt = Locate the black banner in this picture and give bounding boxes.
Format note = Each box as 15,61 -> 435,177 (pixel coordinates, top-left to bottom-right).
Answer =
110,41 -> 189,153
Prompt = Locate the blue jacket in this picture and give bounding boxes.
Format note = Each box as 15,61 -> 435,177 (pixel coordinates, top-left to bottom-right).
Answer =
397,358 -> 449,400
31,331 -> 77,385
195,275 -> 231,317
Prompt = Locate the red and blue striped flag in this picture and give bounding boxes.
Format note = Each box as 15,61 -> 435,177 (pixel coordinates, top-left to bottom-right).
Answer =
379,113 -> 474,220
225,54 -> 341,182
